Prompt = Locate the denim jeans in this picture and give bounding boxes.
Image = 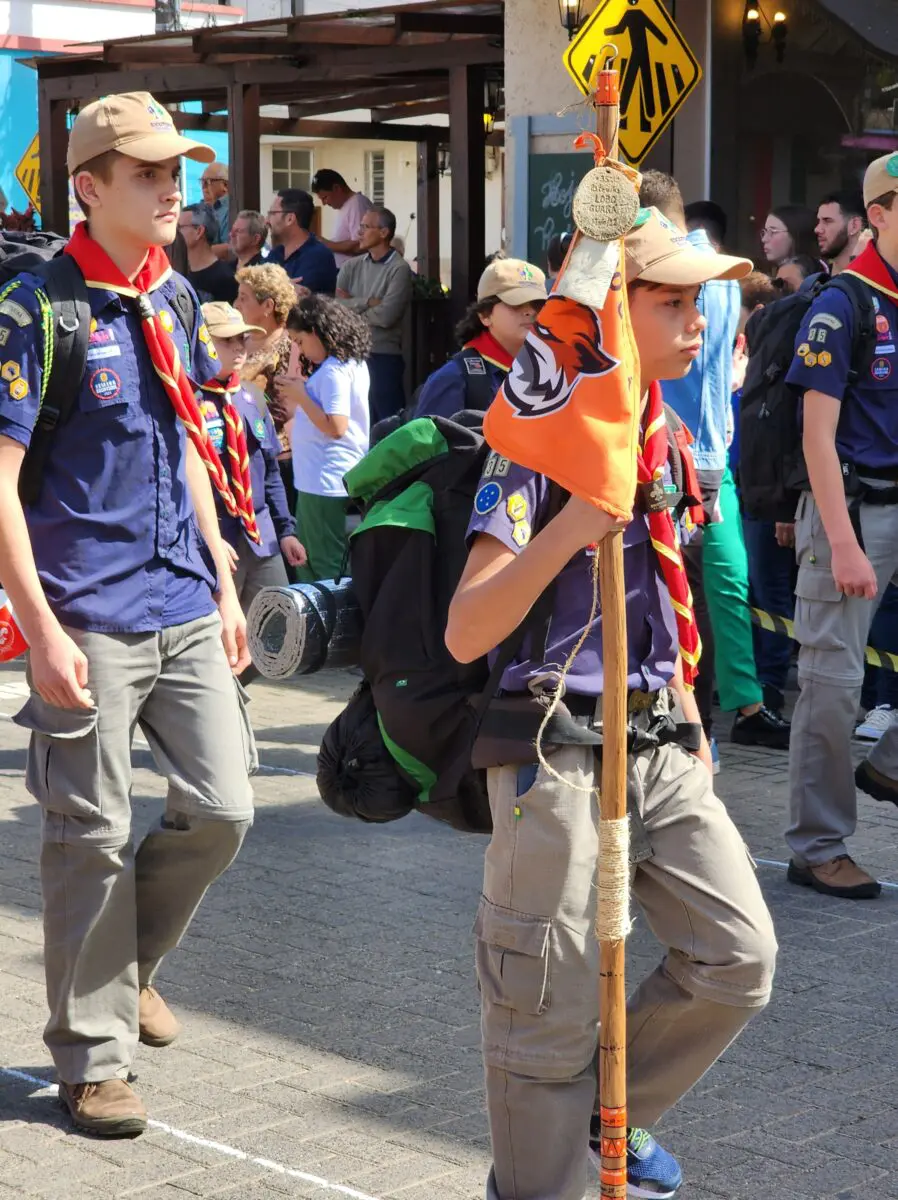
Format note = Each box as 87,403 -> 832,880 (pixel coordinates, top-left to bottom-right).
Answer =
743,516 -> 796,700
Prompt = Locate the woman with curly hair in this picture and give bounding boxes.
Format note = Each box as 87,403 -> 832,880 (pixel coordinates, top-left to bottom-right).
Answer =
234,263 -> 302,511
274,295 -> 371,582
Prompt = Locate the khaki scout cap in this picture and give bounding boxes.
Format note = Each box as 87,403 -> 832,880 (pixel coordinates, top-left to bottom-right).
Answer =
67,92 -> 216,174
477,258 -> 548,306
201,301 -> 264,338
863,153 -> 898,207
625,207 -> 753,285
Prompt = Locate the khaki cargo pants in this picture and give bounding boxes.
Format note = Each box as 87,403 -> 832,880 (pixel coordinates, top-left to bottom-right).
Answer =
475,692 -> 777,1200
15,612 -> 256,1085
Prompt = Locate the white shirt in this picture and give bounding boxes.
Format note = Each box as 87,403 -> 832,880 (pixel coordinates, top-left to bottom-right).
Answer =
333,192 -> 373,267
292,357 -> 370,496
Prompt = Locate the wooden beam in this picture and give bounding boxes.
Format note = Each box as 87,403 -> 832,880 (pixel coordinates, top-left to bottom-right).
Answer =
396,12 -> 504,36
37,86 -> 69,235
416,139 -> 440,281
373,98 -> 449,121
172,110 -> 446,143
286,81 -> 448,119
228,81 -> 261,218
449,64 -> 486,318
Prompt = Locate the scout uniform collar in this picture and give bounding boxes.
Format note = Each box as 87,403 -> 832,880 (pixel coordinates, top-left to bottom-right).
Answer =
463,330 -> 514,372
65,222 -> 262,544
842,242 -> 898,306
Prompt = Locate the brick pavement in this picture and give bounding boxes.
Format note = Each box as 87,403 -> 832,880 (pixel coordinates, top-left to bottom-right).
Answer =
2,660 -> 898,1198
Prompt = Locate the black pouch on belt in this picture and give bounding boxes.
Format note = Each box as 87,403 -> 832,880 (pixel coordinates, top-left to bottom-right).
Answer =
471,691 -> 603,769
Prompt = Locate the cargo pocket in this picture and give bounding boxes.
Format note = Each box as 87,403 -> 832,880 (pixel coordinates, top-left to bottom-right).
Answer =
794,565 -> 846,652
474,896 -> 552,1016
233,677 -> 259,778
14,695 -> 102,820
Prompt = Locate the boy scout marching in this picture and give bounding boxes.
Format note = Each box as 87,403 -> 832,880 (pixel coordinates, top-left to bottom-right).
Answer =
0,95 -> 256,1135
786,154 -> 898,900
447,210 -> 778,1200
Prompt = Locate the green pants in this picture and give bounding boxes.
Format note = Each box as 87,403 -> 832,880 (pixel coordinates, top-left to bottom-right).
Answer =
294,491 -> 349,583
701,467 -> 763,712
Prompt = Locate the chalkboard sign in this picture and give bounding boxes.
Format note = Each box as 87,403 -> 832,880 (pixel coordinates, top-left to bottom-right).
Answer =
527,152 -> 592,269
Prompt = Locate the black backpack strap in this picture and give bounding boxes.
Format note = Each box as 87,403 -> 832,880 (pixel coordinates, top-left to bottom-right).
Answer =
472,479 -> 568,725
454,349 -> 499,414
168,276 -> 198,366
821,273 -> 878,385
18,256 -> 91,507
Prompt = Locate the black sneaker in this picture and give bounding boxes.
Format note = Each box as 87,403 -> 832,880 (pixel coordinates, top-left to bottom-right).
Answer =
731,705 -> 790,749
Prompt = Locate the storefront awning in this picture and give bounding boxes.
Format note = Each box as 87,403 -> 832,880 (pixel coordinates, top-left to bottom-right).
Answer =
816,0 -> 898,60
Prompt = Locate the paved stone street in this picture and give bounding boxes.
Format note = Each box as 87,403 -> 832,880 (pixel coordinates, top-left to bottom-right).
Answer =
1,659 -> 898,1199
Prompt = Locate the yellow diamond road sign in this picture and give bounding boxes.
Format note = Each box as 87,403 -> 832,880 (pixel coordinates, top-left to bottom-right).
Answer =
563,0 -> 702,165
16,134 -> 41,213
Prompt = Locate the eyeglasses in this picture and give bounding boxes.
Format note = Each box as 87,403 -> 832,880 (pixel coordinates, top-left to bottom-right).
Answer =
267,208 -> 283,217
202,177 -> 227,185
760,226 -> 788,238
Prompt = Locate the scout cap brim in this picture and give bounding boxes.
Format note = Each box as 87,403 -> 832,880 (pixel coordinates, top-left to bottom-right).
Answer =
201,300 -> 265,338
66,91 -> 217,173
112,132 -> 216,166
205,317 -> 265,337
494,282 -> 549,306
625,206 -> 752,286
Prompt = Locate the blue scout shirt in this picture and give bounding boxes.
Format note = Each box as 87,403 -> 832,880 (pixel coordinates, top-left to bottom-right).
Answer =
662,227 -> 741,473
416,355 -> 508,420
786,263 -> 898,472
199,381 -> 293,557
269,235 -> 338,295
466,456 -> 679,696
0,272 -> 222,633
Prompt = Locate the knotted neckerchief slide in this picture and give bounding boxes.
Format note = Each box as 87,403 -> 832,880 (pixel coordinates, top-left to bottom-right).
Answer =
64,222 -> 261,543
637,380 -> 701,686
201,373 -> 262,544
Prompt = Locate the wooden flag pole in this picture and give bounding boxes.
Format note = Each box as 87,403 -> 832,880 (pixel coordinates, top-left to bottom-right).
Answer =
593,56 -> 631,1200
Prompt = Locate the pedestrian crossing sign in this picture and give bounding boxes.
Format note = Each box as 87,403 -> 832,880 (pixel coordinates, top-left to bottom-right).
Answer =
563,0 -> 702,165
15,134 -> 41,213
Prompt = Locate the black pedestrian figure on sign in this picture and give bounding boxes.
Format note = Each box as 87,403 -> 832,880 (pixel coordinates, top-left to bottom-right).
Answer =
606,0 -> 669,133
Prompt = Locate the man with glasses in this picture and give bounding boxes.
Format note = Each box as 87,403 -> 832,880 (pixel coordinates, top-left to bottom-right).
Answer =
178,204 -> 238,304
267,188 -> 337,296
336,206 -> 412,424
201,161 -> 230,244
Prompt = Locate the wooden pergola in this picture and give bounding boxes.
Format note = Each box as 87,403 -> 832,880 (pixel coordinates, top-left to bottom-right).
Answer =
34,0 -> 505,302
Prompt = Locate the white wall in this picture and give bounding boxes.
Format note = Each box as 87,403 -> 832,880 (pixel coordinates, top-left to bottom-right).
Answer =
0,0 -> 152,40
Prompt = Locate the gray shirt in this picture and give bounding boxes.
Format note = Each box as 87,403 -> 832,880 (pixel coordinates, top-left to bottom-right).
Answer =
337,249 -> 413,356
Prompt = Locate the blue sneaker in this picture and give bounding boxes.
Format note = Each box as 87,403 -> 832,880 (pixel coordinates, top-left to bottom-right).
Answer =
588,1118 -> 682,1198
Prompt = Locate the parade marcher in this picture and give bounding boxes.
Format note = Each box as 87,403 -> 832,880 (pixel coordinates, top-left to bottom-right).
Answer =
275,295 -> 371,583
785,154 -> 898,899
199,301 -> 307,620
0,92 -> 255,1136
446,208 -> 776,1200
414,259 -> 547,420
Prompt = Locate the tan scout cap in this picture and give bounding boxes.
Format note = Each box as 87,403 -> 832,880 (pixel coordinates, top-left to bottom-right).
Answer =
863,153 -> 898,207
67,92 -> 216,174
201,301 -> 264,338
477,258 -> 548,306
625,207 -> 752,285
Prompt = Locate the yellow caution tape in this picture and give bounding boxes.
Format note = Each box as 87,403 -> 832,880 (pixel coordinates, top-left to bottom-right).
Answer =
750,606 -> 898,673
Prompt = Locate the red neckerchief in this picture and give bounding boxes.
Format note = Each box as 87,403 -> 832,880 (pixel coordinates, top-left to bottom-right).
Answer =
65,223 -> 260,542
464,330 -> 514,371
842,242 -> 898,305
202,374 -> 259,538
636,381 -> 701,686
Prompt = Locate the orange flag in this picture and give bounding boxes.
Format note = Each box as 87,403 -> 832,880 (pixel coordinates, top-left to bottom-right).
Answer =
483,146 -> 641,520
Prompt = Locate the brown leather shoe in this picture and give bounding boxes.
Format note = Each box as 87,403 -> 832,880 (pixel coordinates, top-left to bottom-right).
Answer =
139,986 -> 181,1047
58,1079 -> 147,1137
787,855 -> 882,899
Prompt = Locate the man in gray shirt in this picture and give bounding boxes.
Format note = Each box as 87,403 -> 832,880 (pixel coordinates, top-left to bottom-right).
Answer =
336,206 -> 413,424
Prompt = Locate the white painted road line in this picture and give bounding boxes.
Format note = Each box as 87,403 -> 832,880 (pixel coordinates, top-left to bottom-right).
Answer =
0,1066 -> 384,1200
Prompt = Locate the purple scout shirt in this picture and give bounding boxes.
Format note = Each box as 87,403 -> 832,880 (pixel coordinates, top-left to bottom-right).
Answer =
465,455 -> 680,696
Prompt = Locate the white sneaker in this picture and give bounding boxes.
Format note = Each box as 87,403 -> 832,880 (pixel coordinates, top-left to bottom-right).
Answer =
855,705 -> 896,742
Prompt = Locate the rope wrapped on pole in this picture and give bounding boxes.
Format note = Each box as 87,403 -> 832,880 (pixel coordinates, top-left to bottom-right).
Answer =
246,579 -> 362,678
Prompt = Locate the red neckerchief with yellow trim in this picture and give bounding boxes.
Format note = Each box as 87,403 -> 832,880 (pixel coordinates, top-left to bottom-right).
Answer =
637,381 -> 701,687
202,373 -> 262,544
464,330 -> 514,372
64,222 -> 260,541
842,242 -> 898,304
